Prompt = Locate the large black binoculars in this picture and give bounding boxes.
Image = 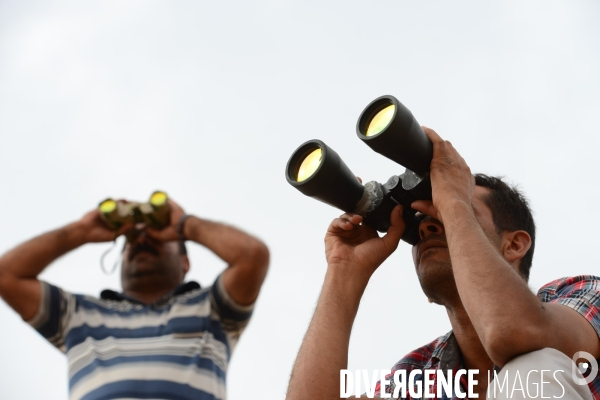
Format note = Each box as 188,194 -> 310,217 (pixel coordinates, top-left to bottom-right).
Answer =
285,95 -> 433,245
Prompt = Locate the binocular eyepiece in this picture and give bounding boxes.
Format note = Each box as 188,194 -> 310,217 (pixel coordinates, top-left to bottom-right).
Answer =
98,191 -> 170,231
285,95 -> 433,245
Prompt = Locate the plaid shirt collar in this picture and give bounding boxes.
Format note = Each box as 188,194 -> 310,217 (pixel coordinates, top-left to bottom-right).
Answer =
432,331 -> 463,370
383,331 -> 472,399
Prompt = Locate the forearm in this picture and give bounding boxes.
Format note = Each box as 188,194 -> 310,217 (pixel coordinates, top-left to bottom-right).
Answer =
183,216 -> 267,266
0,222 -> 86,282
443,201 -> 544,363
287,266 -> 369,400
0,222 -> 87,320
182,215 -> 269,305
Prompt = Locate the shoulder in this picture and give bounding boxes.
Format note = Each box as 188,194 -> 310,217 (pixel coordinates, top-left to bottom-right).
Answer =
537,275 -> 600,302
537,275 -> 600,338
169,281 -> 211,305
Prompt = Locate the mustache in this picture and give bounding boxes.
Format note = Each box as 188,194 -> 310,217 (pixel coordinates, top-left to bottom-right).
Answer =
418,234 -> 447,245
416,234 -> 448,256
129,242 -> 159,261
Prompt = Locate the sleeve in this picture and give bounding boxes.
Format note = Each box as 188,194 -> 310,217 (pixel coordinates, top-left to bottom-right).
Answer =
209,273 -> 254,338
537,275 -> 600,337
25,281 -> 76,353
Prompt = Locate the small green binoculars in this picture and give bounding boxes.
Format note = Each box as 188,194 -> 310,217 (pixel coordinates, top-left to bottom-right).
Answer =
98,191 -> 170,230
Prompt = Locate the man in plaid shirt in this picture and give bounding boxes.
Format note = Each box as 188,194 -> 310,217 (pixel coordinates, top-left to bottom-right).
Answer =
286,127 -> 600,399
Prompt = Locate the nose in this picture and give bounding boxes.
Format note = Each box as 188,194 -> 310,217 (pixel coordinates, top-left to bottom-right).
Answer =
125,224 -> 150,243
418,217 -> 445,240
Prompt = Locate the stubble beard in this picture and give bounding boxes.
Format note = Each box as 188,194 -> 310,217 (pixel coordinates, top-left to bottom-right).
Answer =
417,258 -> 461,307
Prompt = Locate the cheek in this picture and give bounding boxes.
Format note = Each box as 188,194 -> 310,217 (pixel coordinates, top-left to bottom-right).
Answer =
161,252 -> 181,266
481,224 -> 502,248
120,252 -> 129,266
411,246 -> 418,265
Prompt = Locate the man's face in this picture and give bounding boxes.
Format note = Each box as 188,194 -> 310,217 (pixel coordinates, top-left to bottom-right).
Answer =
411,186 -> 501,304
121,230 -> 188,292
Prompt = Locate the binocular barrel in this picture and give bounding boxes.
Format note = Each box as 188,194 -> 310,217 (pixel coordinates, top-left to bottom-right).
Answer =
357,95 -> 432,176
285,95 -> 433,245
98,191 -> 170,231
285,140 -> 365,213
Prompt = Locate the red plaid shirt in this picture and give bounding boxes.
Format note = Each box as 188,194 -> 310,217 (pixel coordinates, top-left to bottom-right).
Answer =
374,275 -> 600,399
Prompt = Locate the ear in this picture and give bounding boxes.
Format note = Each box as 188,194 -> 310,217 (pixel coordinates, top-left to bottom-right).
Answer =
501,230 -> 531,265
181,255 -> 190,276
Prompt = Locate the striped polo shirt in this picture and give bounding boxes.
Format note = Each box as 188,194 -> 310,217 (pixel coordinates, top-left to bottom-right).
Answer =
27,274 -> 253,400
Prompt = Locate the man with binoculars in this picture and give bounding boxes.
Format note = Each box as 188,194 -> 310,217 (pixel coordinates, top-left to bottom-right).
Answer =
0,195 -> 269,400
286,126 -> 600,399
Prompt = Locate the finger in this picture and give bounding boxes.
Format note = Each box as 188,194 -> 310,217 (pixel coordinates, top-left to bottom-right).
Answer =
167,198 -> 184,213
421,126 -> 444,143
382,205 -> 404,249
116,222 -> 135,237
411,200 -> 439,220
145,228 -> 161,240
356,176 -> 363,184
330,218 -> 356,231
146,227 -> 175,241
339,213 -> 363,225
91,209 -> 106,223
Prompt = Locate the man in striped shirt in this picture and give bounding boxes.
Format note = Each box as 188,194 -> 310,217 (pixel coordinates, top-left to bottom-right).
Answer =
0,198 -> 269,400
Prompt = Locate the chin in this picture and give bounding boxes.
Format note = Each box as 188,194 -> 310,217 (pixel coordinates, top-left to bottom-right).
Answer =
126,261 -> 161,278
417,261 -> 458,305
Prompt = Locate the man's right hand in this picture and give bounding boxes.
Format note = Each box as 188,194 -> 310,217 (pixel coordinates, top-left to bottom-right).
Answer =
0,205 -> 132,321
286,204 -> 405,400
73,207 -> 133,244
324,204 -> 405,279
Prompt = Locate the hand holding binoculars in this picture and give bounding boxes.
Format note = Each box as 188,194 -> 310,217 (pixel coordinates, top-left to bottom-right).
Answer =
285,95 -> 433,245
98,191 -> 170,231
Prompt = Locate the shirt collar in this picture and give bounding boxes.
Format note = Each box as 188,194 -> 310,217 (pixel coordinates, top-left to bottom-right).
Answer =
431,330 -> 463,370
100,281 -> 201,305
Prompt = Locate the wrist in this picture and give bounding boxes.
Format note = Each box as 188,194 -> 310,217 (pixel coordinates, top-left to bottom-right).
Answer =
437,199 -> 475,223
182,215 -> 201,242
322,265 -> 369,319
325,262 -> 371,295
61,221 -> 89,248
177,214 -> 193,241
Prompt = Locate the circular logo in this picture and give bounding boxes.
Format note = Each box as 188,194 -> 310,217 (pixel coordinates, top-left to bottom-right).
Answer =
572,351 -> 598,385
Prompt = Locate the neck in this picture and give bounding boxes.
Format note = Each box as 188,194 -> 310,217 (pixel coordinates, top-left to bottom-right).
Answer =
446,304 -> 495,397
122,280 -> 181,305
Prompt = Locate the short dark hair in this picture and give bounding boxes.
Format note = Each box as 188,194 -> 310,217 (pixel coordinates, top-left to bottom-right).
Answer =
474,174 -> 536,281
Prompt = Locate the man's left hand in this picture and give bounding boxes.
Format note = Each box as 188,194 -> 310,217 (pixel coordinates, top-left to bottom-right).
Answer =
146,199 -> 186,241
411,127 -> 475,223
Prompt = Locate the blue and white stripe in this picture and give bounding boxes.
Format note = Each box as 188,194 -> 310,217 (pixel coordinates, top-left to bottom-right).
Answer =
28,275 -> 252,400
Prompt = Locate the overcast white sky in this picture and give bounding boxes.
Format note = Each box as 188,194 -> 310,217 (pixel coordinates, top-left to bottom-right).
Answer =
1,1 -> 599,399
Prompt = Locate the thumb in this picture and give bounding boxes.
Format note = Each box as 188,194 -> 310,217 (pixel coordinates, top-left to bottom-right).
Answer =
381,205 -> 404,250
116,222 -> 134,238
411,200 -> 439,220
145,227 -> 173,241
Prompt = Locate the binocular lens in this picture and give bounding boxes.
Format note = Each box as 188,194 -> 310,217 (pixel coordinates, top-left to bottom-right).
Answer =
150,191 -> 168,206
296,148 -> 322,182
366,104 -> 395,137
99,199 -> 117,213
